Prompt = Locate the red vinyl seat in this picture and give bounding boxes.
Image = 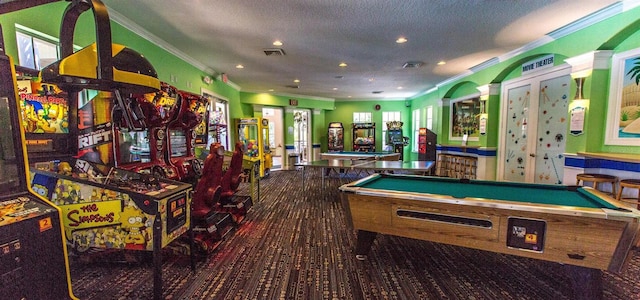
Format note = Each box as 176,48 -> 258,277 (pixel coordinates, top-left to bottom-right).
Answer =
191,143 -> 224,218
219,141 -> 245,204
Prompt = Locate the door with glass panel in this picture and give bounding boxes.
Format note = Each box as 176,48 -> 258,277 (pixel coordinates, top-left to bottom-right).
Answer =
499,67 -> 570,184
293,109 -> 310,163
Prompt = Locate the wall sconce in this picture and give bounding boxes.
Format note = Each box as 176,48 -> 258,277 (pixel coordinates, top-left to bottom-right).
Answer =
574,77 -> 586,100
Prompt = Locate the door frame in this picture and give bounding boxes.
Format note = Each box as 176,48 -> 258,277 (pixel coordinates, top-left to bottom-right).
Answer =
497,64 -> 571,182
293,108 -> 312,163
262,106 -> 284,169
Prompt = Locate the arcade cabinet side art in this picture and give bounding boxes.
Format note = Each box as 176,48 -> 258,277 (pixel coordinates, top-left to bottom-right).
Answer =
0,25 -> 77,300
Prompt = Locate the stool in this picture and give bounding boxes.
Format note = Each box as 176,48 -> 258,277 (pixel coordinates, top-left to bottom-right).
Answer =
617,179 -> 640,209
576,173 -> 618,196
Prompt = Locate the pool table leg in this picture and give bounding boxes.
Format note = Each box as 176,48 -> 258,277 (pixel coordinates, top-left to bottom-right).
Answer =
564,264 -> 603,300
354,230 -> 377,260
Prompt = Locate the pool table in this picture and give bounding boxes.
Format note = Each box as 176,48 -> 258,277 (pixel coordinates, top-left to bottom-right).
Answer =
319,151 -> 400,161
339,173 -> 640,299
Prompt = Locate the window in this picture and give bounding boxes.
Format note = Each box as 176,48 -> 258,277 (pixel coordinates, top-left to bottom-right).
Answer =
426,106 -> 433,130
353,112 -> 372,123
382,111 -> 401,151
412,109 -> 421,151
16,29 -> 59,70
203,91 -> 230,151
263,108 -> 276,149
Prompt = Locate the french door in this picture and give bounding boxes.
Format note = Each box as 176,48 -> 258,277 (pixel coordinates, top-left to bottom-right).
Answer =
498,66 -> 571,184
293,109 -> 311,163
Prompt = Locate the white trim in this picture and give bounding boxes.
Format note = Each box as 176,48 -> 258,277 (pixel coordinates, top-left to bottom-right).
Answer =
416,1 -> 633,100
334,98 -> 406,102
605,47 -> 640,146
564,51 -> 614,77
108,9 -> 211,73
246,91 -> 334,102
200,88 -> 229,102
448,93 -> 482,142
215,74 -> 241,91
497,64 -> 572,182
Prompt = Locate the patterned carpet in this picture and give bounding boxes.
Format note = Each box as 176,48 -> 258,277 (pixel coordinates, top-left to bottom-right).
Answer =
70,169 -> 640,299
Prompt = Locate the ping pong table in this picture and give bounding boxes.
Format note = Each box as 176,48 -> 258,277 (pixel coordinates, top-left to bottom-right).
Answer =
319,151 -> 401,161
296,159 -> 435,191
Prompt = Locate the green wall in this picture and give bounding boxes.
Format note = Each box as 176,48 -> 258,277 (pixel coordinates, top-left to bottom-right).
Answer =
407,4 -> 640,157
2,1 -> 639,160
326,100 -> 411,156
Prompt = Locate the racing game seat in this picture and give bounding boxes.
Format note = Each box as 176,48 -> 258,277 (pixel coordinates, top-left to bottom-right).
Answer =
191,143 -> 224,218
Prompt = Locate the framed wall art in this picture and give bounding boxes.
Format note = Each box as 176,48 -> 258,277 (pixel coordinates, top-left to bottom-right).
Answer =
605,48 -> 640,146
449,96 -> 481,141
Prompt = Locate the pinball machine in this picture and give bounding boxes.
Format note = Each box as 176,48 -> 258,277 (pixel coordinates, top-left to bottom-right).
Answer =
22,1 -> 194,299
0,24 -> 76,299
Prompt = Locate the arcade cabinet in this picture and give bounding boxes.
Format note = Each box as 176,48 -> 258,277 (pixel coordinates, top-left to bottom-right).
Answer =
114,83 -> 181,180
165,90 -> 206,184
0,25 -> 76,300
352,122 -> 375,152
418,128 -> 437,162
15,67 -> 76,164
31,1 -> 194,298
236,117 -> 272,178
385,121 -> 409,160
327,122 -> 344,152
192,97 -> 209,148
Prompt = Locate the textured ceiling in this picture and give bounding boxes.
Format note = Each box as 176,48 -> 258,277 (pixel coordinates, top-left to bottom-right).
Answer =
100,0 -> 620,100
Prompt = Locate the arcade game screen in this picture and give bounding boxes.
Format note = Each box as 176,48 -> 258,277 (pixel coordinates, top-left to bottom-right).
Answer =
17,80 -> 69,134
119,130 -> 151,163
388,130 -> 403,143
0,97 -> 20,191
169,129 -> 187,157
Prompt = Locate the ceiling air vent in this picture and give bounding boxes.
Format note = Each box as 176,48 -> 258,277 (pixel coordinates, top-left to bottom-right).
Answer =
285,85 -> 299,89
372,91 -> 384,94
263,48 -> 286,56
402,61 -> 424,68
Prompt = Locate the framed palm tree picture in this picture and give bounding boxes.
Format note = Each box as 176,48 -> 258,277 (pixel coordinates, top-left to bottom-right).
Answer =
606,48 -> 640,145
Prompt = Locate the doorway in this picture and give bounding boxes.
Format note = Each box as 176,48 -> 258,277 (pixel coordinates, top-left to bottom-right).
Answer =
293,109 -> 311,163
262,107 -> 283,170
498,66 -> 571,184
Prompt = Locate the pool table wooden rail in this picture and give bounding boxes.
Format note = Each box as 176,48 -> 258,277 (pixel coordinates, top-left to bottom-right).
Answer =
340,179 -> 640,273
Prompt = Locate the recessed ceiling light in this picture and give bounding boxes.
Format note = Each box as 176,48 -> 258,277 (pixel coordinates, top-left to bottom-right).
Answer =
348,96 -> 352,98
293,79 -> 300,83
397,86 -> 403,90
332,87 -> 338,90
368,78 -> 375,82
339,62 -> 347,67
437,61 -> 446,65
396,37 -> 408,44
235,64 -> 244,69
273,40 -> 283,46
268,89 -> 274,92
402,61 -> 424,68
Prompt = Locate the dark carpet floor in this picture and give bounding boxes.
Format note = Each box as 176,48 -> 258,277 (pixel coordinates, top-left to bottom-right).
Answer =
70,169 -> 640,299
